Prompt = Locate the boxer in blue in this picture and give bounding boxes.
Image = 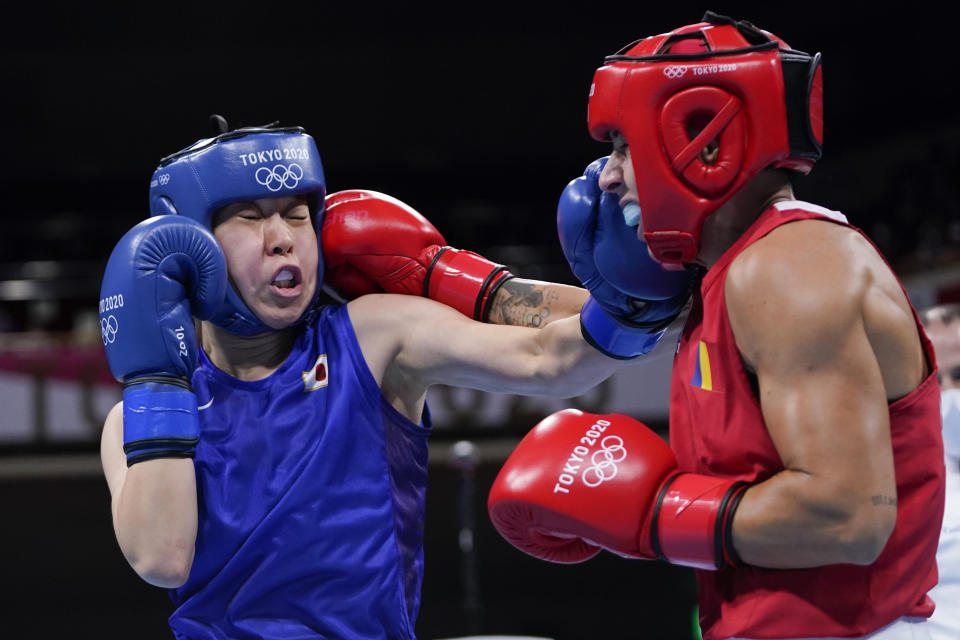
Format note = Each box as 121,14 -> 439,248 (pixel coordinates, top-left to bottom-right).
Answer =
98,120 -> 693,639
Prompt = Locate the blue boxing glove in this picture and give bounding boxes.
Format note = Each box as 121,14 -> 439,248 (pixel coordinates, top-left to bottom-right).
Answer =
99,216 -> 227,465
557,158 -> 698,359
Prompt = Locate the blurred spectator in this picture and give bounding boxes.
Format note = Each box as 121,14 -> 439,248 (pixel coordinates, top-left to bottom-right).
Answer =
918,303 -> 960,640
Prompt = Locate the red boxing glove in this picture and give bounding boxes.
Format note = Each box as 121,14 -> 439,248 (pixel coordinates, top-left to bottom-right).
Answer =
322,190 -> 514,321
487,409 -> 750,570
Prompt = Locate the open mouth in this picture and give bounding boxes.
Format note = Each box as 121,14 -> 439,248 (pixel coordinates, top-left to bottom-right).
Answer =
620,201 -> 642,228
270,266 -> 303,294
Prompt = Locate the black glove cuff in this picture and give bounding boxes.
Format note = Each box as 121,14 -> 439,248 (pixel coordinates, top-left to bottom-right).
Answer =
122,375 -> 193,391
125,449 -> 197,467
716,481 -> 751,569
422,246 -> 451,298
476,268 -> 514,321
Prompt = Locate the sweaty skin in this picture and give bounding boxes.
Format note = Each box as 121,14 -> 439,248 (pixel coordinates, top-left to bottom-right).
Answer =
725,218 -> 924,567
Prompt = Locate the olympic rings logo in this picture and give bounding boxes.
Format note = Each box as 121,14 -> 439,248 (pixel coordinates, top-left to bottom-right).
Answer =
158,173 -> 170,185
101,315 -> 119,345
581,435 -> 627,487
663,65 -> 688,79
255,163 -> 304,192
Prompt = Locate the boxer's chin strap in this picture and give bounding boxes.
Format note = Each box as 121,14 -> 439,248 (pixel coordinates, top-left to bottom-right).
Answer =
214,279 -> 323,336
295,295 -> 324,330
651,472 -> 751,570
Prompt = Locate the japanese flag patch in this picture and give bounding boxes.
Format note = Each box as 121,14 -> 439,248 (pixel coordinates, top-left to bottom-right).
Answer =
302,354 -> 329,392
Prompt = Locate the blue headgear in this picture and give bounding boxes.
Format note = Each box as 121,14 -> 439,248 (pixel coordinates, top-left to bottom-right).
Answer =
148,124 -> 327,335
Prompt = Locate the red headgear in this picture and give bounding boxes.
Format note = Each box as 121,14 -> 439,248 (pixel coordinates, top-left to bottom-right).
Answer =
587,11 -> 823,266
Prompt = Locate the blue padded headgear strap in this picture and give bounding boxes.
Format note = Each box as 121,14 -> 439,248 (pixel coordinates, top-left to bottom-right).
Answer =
148,125 -> 327,335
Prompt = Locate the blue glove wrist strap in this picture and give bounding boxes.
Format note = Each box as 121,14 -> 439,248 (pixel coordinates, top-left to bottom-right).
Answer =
122,380 -> 200,466
580,297 -> 665,359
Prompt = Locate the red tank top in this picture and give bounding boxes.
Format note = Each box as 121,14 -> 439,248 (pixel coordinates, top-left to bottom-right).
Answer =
669,201 -> 945,639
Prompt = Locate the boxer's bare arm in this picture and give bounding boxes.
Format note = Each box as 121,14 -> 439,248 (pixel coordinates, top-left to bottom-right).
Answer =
485,279 -> 589,328
723,221 -> 924,568
348,293 -> 620,423
101,402 -> 198,587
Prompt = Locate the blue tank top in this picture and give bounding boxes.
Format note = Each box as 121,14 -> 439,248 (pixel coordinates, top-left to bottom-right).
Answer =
169,304 -> 432,639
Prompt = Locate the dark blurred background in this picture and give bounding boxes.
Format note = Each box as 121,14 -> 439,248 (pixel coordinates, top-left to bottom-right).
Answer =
1,1 -> 959,637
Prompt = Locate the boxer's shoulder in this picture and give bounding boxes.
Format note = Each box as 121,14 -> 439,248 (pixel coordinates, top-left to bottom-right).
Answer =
725,217 -> 923,389
726,220 -> 869,314
724,220 -> 879,371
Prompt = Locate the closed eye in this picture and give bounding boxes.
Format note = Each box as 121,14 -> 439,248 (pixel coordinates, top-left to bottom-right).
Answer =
284,197 -> 311,221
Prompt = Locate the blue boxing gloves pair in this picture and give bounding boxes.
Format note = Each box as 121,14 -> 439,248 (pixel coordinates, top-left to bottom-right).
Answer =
99,216 -> 226,465
558,158 -> 698,358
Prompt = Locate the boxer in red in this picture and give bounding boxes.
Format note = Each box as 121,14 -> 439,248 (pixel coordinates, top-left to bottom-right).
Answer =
489,11 -> 946,640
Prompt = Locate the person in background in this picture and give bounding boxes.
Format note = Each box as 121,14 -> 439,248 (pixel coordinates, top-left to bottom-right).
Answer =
919,303 -> 960,640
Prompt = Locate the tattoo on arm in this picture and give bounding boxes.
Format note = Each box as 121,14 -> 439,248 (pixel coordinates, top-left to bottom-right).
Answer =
489,280 -> 554,328
870,495 -> 897,507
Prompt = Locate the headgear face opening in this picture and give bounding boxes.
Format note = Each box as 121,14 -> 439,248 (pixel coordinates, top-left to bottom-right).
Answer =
148,123 -> 327,335
587,11 -> 823,266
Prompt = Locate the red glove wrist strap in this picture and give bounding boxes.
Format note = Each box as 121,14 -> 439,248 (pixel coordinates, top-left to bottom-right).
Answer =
651,472 -> 750,570
424,246 -> 514,320
479,268 -> 514,322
